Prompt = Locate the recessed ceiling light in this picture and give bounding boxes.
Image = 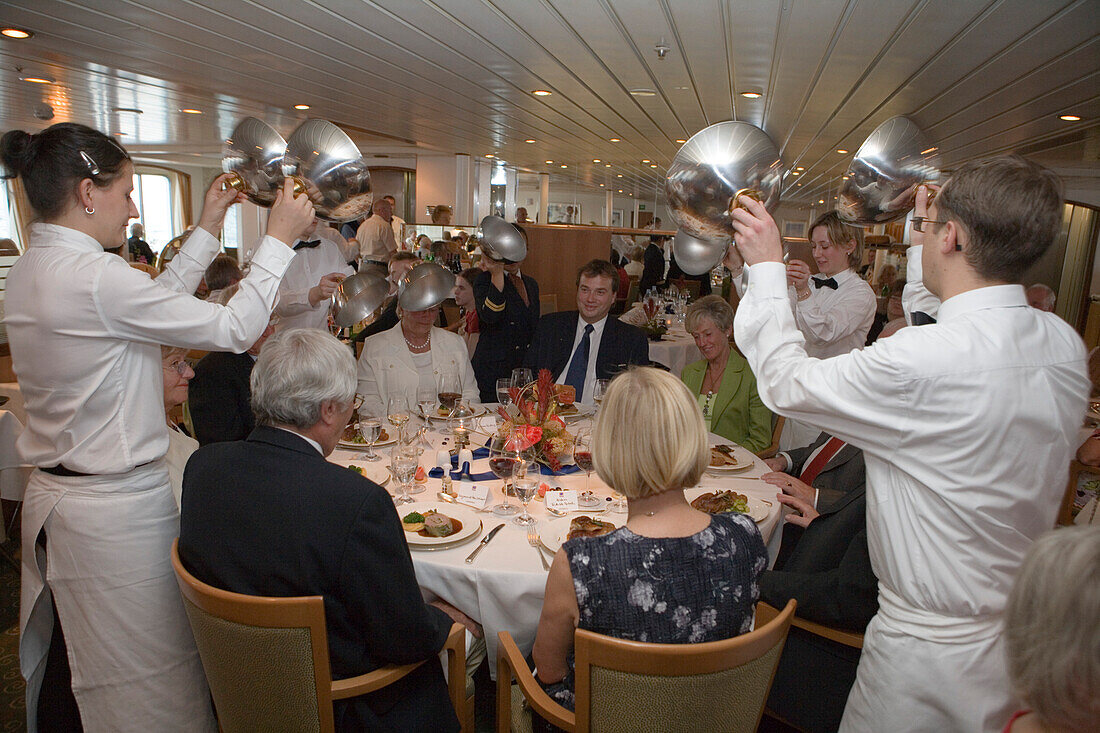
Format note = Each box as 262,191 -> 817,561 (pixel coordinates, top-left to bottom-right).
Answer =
485,154 -> 495,158
818,199 -> 824,204
532,90 -> 552,96
609,138 -> 621,142
919,147 -> 938,154
791,171 -> 800,176
796,183 -> 802,187
180,108 -> 203,114
649,164 -> 657,168
618,189 -> 623,193
19,74 -> 54,84
842,175 -> 849,180
1059,115 -> 1081,122
616,174 -> 623,178
740,91 -> 763,99
675,139 -> 686,144
641,159 -> 650,163
560,164 -> 567,168
525,139 -> 536,143
836,149 -> 848,154
112,107 -> 143,114
604,164 -> 611,168
545,160 -> 553,164
2,28 -> 33,39
592,159 -> 600,163
629,89 -> 656,97
599,183 -> 604,187
294,104 -> 310,110
795,166 -> 804,171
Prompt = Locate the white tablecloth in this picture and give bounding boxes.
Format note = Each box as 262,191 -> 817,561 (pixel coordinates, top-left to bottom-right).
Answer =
647,327 -> 702,376
330,415 -> 781,676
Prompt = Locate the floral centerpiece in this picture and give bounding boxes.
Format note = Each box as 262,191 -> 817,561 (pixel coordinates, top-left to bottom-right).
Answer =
497,368 -> 576,471
639,298 -> 669,341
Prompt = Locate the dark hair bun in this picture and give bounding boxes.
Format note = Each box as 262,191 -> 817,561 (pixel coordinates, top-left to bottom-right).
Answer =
0,129 -> 34,176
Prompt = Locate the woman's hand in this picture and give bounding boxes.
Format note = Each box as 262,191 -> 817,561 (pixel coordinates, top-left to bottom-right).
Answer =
308,273 -> 346,307
266,178 -> 316,247
786,259 -> 812,298
196,173 -> 247,238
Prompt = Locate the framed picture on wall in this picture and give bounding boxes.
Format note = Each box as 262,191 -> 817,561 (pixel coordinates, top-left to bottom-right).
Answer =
548,203 -> 580,224
601,208 -> 625,227
783,220 -> 807,239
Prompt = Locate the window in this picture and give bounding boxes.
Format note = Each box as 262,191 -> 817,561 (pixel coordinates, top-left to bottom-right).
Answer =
132,172 -> 176,250
222,202 -> 241,255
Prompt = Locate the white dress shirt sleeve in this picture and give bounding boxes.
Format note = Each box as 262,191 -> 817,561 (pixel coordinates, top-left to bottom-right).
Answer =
901,245 -> 940,324
793,271 -> 877,344
734,262 -> 908,455
97,235 -> 294,351
155,227 -> 221,294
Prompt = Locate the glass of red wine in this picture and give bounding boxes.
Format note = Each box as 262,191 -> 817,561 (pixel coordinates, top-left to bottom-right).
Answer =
573,430 -> 595,495
488,433 -> 520,516
437,367 -> 461,435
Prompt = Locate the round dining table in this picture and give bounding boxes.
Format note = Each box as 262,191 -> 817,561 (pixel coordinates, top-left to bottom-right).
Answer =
329,409 -> 783,676
646,325 -> 702,376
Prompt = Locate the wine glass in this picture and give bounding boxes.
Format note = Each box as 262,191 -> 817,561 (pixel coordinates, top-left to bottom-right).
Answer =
496,378 -> 513,407
573,431 -> 600,508
387,393 -> 411,443
488,433 -> 520,516
416,388 -> 437,425
357,410 -> 383,462
592,379 -> 610,412
390,444 -> 419,506
512,467 -> 539,526
511,367 -> 533,390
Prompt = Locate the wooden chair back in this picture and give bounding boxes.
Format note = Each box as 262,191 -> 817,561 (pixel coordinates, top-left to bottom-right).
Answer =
171,540 -> 468,732
497,599 -> 796,732
625,276 -> 640,305
756,415 -> 785,460
754,601 -> 864,649
130,261 -> 160,278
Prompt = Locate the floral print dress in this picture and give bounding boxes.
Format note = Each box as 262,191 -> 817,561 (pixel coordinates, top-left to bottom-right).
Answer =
542,512 -> 767,710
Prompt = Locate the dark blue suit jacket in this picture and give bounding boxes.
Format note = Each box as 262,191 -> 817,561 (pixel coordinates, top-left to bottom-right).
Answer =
188,350 -> 255,446
179,427 -> 459,732
471,270 -> 540,401
523,311 -> 649,398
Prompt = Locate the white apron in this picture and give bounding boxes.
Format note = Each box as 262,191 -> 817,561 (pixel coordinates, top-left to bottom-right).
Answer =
839,587 -> 1016,732
20,460 -> 216,732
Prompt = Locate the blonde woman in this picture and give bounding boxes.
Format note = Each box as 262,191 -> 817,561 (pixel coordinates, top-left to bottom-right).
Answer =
531,367 -> 767,711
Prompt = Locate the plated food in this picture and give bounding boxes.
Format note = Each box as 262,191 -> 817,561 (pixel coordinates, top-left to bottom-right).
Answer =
399,501 -> 483,549
338,424 -> 394,450
566,515 -> 617,541
706,448 -> 754,473
691,490 -> 749,514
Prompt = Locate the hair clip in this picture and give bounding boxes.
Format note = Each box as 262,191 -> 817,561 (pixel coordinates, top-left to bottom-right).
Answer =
79,151 -> 99,176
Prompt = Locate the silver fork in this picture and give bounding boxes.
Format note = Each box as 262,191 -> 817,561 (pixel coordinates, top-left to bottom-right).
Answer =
527,527 -> 550,571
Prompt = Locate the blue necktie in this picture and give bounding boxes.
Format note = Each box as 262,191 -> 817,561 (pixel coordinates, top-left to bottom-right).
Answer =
564,324 -> 594,401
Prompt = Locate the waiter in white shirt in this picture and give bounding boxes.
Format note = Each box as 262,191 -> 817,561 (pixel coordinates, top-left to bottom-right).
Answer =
382,194 -> 406,246
356,196 -> 398,272
782,211 -> 876,449
275,220 -> 353,331
1,121 -> 314,733
729,156 -> 1088,732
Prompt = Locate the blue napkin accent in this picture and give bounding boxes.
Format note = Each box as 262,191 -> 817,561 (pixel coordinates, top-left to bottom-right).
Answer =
428,461 -> 498,482
539,463 -> 583,476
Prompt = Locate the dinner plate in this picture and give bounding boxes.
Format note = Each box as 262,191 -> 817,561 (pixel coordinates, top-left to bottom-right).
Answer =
419,403 -> 488,421
398,501 -> 484,550
556,403 -> 595,422
337,432 -> 397,451
706,456 -> 755,473
684,488 -> 771,523
540,515 -> 624,554
341,461 -> 391,487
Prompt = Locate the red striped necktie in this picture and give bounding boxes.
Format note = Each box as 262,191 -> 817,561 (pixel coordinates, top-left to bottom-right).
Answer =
798,436 -> 846,486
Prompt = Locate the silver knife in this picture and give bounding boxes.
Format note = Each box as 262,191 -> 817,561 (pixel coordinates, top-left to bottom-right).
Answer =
465,523 -> 505,563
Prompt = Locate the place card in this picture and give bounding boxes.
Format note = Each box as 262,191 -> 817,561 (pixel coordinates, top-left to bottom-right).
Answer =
456,481 -> 489,508
545,489 -> 579,513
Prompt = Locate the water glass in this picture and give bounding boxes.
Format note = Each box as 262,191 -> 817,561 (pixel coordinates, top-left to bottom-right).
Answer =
513,472 -> 538,526
387,394 -> 411,442
391,444 -> 419,506
357,412 -> 382,462
496,378 -> 513,407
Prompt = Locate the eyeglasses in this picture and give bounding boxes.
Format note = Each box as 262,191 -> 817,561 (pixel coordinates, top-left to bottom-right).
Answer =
910,216 -> 948,233
163,359 -> 190,376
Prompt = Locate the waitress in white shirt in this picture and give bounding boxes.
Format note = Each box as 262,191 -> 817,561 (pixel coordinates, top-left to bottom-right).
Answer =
0,122 -> 314,732
783,211 -> 875,448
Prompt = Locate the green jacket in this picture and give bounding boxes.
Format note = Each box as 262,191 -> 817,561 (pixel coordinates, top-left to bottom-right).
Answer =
681,350 -> 773,454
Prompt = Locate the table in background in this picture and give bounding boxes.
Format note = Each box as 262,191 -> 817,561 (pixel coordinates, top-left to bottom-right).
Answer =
330,415 -> 779,676
647,326 -> 701,377
0,409 -> 31,543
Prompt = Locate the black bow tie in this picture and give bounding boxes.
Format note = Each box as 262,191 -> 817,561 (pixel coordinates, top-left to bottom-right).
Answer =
293,239 -> 321,251
812,276 -> 838,290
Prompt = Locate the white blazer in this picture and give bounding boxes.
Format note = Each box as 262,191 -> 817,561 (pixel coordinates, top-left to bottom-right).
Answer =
357,324 -> 480,417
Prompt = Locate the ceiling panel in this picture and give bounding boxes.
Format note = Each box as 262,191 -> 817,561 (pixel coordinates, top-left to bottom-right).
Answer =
0,0 -> 1094,206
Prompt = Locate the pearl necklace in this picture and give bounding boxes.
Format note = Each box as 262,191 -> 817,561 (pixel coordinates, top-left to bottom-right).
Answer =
403,331 -> 430,350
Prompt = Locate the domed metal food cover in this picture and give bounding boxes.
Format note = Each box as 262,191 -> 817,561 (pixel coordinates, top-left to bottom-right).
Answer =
665,121 -> 784,243
477,215 -> 526,263
222,117 -> 289,207
397,261 -> 456,312
672,229 -> 730,276
331,270 -> 389,327
838,116 -> 941,225
283,119 -> 373,223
